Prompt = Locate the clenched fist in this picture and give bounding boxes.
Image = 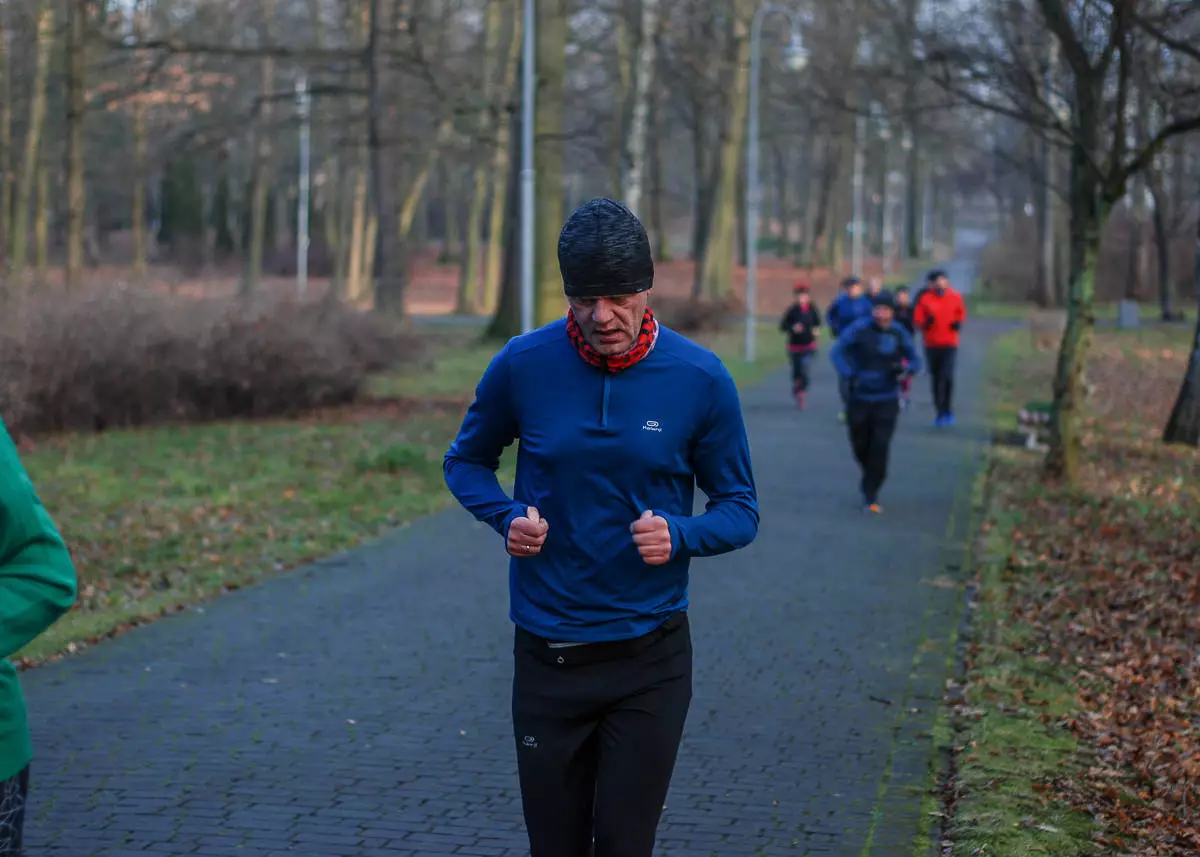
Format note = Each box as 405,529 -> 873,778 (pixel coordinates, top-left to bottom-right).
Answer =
630,510 -> 672,566
508,506 -> 549,558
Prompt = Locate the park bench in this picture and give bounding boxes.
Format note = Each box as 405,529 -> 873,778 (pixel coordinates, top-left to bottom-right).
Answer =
1016,401 -> 1053,450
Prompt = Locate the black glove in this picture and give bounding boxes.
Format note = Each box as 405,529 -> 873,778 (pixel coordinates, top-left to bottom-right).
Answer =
924,317 -> 936,330
950,321 -> 961,331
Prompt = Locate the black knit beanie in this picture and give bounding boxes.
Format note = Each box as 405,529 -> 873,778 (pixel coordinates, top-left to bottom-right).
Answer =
558,198 -> 654,298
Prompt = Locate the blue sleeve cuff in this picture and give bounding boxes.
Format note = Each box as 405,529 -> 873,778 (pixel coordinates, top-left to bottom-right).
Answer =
499,505 -> 525,541
657,511 -> 687,561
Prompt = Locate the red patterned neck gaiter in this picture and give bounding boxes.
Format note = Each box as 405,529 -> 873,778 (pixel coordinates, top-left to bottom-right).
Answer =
566,307 -> 659,373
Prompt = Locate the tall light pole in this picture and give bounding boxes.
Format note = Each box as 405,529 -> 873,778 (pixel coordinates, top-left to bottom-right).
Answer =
898,129 -> 912,262
875,104 -> 893,275
519,0 -> 536,334
295,74 -> 312,298
745,3 -> 808,363
852,112 -> 866,278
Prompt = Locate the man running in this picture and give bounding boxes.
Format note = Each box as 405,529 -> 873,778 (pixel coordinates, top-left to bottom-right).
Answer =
779,282 -> 821,409
830,291 -> 921,512
443,197 -> 759,857
825,276 -> 872,420
912,269 -> 967,426
0,418 -> 78,855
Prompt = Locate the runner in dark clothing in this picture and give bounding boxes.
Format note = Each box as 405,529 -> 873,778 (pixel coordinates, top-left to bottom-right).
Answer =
779,282 -> 821,409
826,276 -> 873,421
444,198 -> 760,857
830,290 -> 921,512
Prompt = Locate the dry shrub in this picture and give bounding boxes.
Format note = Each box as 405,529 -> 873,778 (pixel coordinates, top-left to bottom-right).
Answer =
652,295 -> 745,334
0,289 -> 421,437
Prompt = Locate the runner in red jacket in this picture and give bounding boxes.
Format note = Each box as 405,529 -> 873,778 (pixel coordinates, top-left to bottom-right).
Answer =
912,270 -> 967,426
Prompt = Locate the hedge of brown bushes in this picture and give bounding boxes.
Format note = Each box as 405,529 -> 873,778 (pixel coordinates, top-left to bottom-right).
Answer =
0,290 -> 421,438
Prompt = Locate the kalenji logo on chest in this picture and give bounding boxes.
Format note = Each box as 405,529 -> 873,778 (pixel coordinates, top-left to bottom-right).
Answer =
642,420 -> 662,432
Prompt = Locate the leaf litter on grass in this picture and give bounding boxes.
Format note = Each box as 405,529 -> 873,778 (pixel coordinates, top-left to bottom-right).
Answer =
954,326 -> 1199,857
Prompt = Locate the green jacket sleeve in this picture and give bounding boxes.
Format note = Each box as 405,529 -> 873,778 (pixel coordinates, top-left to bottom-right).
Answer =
0,421 -> 77,659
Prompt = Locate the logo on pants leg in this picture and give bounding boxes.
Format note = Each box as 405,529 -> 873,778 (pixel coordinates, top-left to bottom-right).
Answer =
521,734 -> 539,749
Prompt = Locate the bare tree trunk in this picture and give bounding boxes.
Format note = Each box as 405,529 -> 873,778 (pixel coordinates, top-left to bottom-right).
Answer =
0,6 -> 12,263
482,0 -> 522,314
487,105 -> 523,341
772,142 -> 788,254
1045,115 -> 1102,483
131,98 -> 148,281
243,35 -> 274,297
343,1 -> 370,303
534,0 -> 567,325
800,132 -> 823,267
689,112 -> 712,265
367,0 -> 403,314
9,0 -> 53,282
243,2 -> 277,294
457,0 -> 503,314
64,0 -> 87,288
1147,173 -> 1171,319
346,165 -> 369,302
323,156 -> 347,301
398,121 -> 452,243
1124,88 -> 1149,302
1162,221 -> 1200,446
697,1 -> 752,299
648,67 -> 670,261
611,7 -> 632,194
34,161 -> 48,280
440,162 -> 461,264
621,0 -> 660,216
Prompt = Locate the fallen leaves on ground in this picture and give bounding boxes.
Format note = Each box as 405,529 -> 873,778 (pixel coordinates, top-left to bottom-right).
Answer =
982,327 -> 1199,856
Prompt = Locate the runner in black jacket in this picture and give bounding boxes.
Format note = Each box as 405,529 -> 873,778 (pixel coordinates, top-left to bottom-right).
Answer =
779,283 -> 822,409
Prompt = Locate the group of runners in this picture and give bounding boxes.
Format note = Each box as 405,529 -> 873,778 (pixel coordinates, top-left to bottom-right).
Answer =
780,269 -> 967,511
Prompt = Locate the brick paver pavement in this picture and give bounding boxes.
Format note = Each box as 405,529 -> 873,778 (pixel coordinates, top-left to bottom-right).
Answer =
20,241 -> 999,856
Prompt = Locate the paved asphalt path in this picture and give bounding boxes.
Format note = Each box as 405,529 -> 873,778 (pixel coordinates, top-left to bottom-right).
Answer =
20,236 -> 999,856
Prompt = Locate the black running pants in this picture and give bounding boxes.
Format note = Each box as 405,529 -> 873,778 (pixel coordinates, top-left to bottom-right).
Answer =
925,346 -> 957,417
512,612 -> 693,857
847,398 -> 900,502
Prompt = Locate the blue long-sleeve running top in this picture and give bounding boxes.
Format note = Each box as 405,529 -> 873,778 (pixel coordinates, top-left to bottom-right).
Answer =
829,317 -> 922,402
443,320 -> 760,643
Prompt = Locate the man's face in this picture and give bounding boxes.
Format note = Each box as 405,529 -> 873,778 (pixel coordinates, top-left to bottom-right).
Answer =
935,276 -> 949,292
897,291 -> 910,307
848,284 -> 863,300
873,305 -> 894,327
868,277 -> 882,295
569,290 -> 650,355
796,292 -> 810,307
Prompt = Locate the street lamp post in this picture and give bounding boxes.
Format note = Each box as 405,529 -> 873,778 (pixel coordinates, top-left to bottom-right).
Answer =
519,0 -> 536,334
295,74 -> 312,299
745,3 -> 808,363
874,104 -> 893,275
899,128 -> 912,264
852,112 -> 865,278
